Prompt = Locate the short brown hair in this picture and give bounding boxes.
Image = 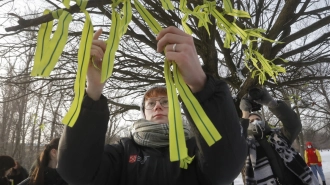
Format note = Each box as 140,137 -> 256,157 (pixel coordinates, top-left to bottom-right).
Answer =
144,86 -> 167,100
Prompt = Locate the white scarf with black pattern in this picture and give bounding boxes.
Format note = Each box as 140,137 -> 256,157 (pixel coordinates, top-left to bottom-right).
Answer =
245,131 -> 319,185
131,119 -> 190,148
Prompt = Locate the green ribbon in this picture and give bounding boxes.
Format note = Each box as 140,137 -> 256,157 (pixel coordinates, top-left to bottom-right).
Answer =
101,0 -> 132,82
31,9 -> 72,76
62,0 -> 94,126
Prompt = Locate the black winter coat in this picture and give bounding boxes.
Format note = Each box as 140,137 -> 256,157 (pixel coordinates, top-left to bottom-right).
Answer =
7,166 -> 29,185
57,75 -> 247,185
0,177 -> 12,185
17,167 -> 67,185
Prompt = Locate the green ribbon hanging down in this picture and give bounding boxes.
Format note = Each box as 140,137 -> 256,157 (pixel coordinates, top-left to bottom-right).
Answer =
180,0 -> 286,85
31,9 -> 53,76
31,8 -> 72,76
172,63 -> 221,146
101,0 -> 132,83
62,0 -> 94,126
164,60 -> 188,163
209,0 -> 286,84
31,0 -> 95,127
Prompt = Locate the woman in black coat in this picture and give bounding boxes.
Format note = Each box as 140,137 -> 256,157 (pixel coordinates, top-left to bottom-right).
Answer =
18,138 -> 67,185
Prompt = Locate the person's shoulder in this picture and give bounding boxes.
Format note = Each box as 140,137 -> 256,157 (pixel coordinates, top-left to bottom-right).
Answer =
104,137 -> 141,157
0,177 -> 10,185
105,137 -> 136,150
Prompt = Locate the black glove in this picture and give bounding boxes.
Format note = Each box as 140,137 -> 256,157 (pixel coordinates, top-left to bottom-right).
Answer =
253,88 -> 277,108
240,94 -> 252,112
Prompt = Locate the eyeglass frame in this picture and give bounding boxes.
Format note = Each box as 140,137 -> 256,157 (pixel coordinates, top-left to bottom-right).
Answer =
144,96 -> 169,110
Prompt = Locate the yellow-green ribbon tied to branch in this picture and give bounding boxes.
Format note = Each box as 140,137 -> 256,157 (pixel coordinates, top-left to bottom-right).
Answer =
62,0 -> 94,126
243,29 -> 287,84
32,0 -> 133,127
101,0 -> 132,82
31,0 -> 95,127
213,0 -> 286,84
180,0 -> 286,84
31,8 -> 72,76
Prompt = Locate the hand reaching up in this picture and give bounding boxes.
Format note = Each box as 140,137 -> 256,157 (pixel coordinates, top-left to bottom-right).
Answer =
86,28 -> 107,100
156,26 -> 206,93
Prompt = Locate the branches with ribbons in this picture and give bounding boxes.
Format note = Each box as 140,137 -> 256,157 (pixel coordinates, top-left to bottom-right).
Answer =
32,0 -> 287,168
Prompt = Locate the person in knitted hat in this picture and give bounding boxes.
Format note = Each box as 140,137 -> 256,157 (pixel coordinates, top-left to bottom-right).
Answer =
7,161 -> 29,185
305,141 -> 326,185
239,88 -> 319,185
57,26 -> 247,185
0,155 -> 15,185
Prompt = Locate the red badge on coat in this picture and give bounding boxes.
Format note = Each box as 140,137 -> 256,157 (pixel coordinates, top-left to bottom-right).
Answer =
129,155 -> 137,163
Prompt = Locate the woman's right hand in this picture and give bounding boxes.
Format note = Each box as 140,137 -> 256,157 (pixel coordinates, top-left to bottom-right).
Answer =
86,28 -> 107,100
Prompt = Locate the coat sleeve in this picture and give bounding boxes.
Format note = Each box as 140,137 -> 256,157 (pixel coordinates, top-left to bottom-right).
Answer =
268,101 -> 302,145
240,118 -> 250,139
304,150 -> 308,163
316,149 -> 322,162
57,94 -> 123,185
183,74 -> 247,185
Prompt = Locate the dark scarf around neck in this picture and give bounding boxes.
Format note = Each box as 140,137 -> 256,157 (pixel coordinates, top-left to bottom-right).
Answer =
131,119 -> 191,148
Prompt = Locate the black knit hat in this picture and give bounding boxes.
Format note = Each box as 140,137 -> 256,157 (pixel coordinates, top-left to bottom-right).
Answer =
0,155 -> 15,176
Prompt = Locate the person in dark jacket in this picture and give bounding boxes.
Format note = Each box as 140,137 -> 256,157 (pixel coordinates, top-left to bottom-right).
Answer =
7,161 -> 29,185
0,155 -> 16,185
239,88 -> 319,185
57,26 -> 247,185
18,138 -> 68,185
305,141 -> 326,185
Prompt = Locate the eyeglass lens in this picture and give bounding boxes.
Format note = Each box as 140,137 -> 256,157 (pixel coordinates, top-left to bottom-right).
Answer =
145,97 -> 168,110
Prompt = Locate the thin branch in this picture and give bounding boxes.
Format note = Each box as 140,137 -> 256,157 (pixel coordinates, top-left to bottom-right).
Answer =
5,0 -> 111,32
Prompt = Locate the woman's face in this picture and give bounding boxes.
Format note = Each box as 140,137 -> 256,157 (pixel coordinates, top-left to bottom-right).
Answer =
144,96 -> 169,124
50,149 -> 58,162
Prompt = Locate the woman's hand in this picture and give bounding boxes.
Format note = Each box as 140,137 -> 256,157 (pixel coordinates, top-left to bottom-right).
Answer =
156,26 -> 206,93
86,28 -> 107,100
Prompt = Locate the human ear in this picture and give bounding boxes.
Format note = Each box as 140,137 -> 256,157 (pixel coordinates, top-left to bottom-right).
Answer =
50,148 -> 58,159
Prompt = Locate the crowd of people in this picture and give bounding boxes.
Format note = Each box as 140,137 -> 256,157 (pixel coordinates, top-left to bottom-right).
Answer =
1,26 -> 328,185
